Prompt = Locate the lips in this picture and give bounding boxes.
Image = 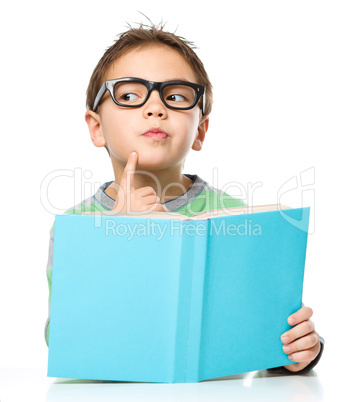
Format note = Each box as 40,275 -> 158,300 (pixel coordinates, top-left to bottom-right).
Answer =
143,128 -> 168,139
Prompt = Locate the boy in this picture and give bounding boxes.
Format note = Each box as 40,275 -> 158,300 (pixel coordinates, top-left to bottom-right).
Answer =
45,23 -> 323,375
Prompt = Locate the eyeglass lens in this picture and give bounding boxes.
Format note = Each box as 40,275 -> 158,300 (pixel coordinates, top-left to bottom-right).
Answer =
113,82 -> 197,108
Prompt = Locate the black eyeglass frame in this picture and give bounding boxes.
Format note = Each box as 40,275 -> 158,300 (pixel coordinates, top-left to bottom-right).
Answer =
92,77 -> 206,115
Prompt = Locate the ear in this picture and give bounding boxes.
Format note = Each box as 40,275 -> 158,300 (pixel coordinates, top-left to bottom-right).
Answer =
85,110 -> 107,148
192,116 -> 209,151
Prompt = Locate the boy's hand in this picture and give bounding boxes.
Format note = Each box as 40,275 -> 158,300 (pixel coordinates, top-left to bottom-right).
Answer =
112,152 -> 168,213
281,305 -> 321,372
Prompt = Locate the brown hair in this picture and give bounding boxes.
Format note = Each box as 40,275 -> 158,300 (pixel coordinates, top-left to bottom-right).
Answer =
86,23 -> 213,117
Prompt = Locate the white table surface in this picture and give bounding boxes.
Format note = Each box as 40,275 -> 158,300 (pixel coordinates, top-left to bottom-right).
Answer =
0,365 -> 344,402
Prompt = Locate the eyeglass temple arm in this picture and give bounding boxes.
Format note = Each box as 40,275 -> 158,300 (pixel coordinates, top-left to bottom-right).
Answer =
92,83 -> 108,112
202,91 -> 206,116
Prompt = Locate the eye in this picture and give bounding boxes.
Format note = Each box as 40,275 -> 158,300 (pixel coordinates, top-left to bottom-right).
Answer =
121,93 -> 139,101
166,94 -> 186,102
114,82 -> 147,104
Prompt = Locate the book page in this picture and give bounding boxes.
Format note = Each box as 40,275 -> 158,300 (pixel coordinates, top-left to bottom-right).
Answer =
188,204 -> 292,220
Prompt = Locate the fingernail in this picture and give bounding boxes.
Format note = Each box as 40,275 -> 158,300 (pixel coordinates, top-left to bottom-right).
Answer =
281,336 -> 289,344
288,317 -> 295,325
284,346 -> 291,353
131,152 -> 136,157
288,354 -> 293,360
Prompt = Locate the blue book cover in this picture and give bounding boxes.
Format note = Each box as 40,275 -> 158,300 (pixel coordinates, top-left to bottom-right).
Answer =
47,206 -> 310,383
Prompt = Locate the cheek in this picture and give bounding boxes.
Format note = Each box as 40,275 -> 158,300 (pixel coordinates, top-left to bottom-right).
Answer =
185,115 -> 201,140
177,111 -> 199,133
189,110 -> 202,131
101,111 -> 134,141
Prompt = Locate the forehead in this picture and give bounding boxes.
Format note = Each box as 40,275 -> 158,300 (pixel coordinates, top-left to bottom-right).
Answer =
105,45 -> 198,83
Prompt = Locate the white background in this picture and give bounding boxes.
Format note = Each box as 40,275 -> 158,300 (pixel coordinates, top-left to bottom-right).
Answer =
1,0 -> 353,399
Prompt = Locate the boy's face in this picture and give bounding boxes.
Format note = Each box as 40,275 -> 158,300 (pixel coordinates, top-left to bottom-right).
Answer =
86,45 -> 208,172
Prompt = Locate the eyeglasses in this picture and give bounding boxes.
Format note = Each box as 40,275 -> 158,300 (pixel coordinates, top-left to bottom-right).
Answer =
92,77 -> 206,115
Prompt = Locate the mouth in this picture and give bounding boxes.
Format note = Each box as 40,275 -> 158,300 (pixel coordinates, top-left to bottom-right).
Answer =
143,128 -> 168,139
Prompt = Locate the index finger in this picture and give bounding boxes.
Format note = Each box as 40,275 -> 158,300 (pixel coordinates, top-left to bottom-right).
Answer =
120,151 -> 138,192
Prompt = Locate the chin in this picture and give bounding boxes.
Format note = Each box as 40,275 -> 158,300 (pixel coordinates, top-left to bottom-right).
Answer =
135,150 -> 169,166
137,160 -> 168,171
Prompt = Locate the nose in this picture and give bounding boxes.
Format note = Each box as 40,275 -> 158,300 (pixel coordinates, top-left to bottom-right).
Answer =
142,89 -> 167,118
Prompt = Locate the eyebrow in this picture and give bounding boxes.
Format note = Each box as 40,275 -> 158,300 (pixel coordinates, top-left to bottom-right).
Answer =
166,77 -> 193,81
109,77 -> 196,83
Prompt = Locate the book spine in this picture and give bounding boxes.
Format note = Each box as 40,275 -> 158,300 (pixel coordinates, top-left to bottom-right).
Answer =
184,220 -> 210,382
171,220 -> 209,383
171,222 -> 193,382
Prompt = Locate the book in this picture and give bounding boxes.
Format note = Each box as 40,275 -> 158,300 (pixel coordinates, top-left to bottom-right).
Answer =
47,204 -> 310,383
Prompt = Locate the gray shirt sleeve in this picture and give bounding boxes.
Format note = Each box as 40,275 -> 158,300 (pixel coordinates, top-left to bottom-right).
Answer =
267,336 -> 325,375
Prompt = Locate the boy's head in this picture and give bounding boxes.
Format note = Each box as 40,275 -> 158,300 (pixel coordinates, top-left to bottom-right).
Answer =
85,23 -> 212,169
86,23 -> 213,117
